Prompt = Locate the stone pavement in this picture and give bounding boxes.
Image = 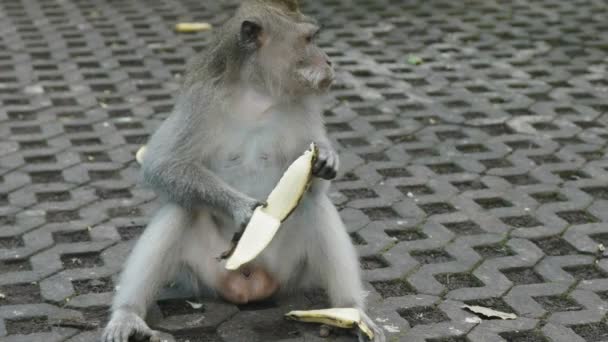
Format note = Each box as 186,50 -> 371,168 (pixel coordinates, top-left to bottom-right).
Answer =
1,0 -> 608,341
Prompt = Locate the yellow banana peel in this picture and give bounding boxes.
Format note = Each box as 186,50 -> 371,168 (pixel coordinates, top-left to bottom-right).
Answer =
285,307 -> 374,340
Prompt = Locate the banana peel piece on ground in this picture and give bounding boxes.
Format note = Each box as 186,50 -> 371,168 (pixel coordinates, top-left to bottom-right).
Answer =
175,22 -> 212,32
285,308 -> 374,340
224,143 -> 317,270
135,146 -> 146,164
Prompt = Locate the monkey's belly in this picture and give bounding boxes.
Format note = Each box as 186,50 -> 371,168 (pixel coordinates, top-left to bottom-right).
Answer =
217,264 -> 280,304
220,165 -> 284,202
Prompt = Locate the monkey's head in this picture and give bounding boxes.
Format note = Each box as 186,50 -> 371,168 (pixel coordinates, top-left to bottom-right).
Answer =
231,0 -> 334,98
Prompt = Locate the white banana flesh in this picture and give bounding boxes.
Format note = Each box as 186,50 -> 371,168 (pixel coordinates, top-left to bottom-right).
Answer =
225,143 -> 317,270
285,308 -> 374,340
262,143 -> 317,219
225,209 -> 280,270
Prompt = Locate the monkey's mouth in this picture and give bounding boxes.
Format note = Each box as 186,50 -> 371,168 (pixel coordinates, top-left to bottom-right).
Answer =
296,67 -> 334,92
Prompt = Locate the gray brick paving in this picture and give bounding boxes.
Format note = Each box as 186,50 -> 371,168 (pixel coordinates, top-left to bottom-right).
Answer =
1,0 -> 608,341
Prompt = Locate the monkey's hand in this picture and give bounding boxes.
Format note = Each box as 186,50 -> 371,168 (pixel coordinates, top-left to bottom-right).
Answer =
313,145 -> 339,180
102,308 -> 160,342
231,196 -> 266,229
358,311 -> 386,342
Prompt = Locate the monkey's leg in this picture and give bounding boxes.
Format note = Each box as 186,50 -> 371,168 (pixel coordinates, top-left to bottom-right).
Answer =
306,196 -> 386,342
103,204 -> 190,342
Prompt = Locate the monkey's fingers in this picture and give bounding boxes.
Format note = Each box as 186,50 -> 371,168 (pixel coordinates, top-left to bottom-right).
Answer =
101,325 -> 114,342
321,152 -> 338,179
312,150 -> 328,174
312,161 -> 325,174
314,154 -> 337,180
134,329 -> 159,342
312,145 -> 339,180
219,239 -> 238,260
231,231 -> 243,243
131,320 -> 160,342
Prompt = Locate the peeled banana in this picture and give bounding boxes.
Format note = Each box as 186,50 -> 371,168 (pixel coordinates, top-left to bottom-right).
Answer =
134,143 -> 318,271
225,143 -> 317,270
285,308 -> 374,340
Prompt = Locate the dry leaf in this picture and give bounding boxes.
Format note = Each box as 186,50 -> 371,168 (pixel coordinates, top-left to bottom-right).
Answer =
407,55 -> 423,65
463,305 -> 516,320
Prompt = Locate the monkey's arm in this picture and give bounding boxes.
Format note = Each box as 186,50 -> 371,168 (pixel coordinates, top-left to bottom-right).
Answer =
143,158 -> 261,228
141,89 -> 263,227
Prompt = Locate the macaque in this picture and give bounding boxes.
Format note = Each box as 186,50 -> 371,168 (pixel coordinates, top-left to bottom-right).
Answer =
102,0 -> 385,341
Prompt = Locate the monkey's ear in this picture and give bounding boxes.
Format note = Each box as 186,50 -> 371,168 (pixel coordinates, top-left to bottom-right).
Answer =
240,20 -> 263,46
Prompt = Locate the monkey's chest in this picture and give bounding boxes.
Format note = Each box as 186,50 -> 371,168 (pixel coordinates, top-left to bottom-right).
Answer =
218,156 -> 282,199
211,126 -> 307,200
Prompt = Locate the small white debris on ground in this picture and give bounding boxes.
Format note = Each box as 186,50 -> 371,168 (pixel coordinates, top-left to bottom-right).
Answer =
185,300 -> 204,309
383,324 -> 400,333
463,304 -> 517,320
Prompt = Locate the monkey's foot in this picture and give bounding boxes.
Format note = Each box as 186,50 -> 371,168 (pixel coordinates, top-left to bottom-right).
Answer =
102,309 -> 160,342
319,324 -> 332,337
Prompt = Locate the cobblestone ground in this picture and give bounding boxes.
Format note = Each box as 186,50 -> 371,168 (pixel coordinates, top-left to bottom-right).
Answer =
1,0 -> 608,341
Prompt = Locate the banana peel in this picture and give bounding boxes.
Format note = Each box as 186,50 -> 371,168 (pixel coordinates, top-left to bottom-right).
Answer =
135,145 -> 146,164
285,308 -> 374,340
224,143 -> 317,270
261,143 -> 317,219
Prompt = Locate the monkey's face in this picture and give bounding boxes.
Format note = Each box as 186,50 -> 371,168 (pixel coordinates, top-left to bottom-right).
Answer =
251,19 -> 334,97
290,23 -> 334,93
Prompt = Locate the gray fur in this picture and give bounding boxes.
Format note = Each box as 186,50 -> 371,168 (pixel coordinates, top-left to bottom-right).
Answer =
103,1 -> 385,341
